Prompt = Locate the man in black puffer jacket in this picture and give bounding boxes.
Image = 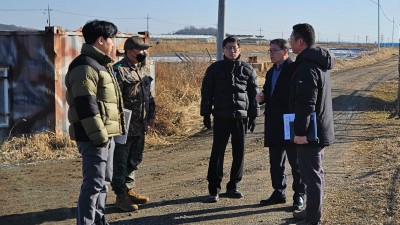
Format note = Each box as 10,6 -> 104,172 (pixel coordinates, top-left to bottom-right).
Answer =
289,23 -> 335,225
200,35 -> 260,203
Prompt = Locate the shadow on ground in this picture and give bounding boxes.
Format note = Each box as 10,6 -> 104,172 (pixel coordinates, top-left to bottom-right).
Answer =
110,195 -> 293,224
0,207 -> 76,225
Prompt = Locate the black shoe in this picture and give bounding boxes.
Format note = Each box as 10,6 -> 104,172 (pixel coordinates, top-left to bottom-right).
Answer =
260,193 -> 286,206
293,196 -> 305,211
225,189 -> 244,198
207,194 -> 219,203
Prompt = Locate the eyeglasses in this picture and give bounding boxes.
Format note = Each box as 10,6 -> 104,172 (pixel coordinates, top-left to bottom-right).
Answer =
224,46 -> 240,51
267,49 -> 282,54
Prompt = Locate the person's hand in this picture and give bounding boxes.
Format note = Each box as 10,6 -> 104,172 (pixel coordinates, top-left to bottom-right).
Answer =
247,117 -> 256,132
203,116 -> 211,129
256,92 -> 265,103
294,135 -> 308,144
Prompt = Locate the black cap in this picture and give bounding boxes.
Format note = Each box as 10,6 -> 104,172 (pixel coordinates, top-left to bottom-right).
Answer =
124,36 -> 152,51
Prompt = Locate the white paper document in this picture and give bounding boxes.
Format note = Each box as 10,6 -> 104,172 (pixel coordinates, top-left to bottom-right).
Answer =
114,109 -> 132,144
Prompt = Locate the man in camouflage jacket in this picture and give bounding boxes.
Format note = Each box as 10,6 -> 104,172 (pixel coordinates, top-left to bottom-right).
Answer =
111,36 -> 155,211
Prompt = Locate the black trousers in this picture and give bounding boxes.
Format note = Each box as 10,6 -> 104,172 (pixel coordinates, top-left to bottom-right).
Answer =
297,145 -> 325,224
268,145 -> 305,199
111,135 -> 145,195
207,117 -> 247,195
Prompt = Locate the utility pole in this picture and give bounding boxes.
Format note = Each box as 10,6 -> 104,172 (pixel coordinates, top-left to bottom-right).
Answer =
392,18 -> 395,45
46,4 -> 52,26
146,14 -> 151,32
216,0 -> 226,61
257,27 -> 263,37
378,0 -> 380,51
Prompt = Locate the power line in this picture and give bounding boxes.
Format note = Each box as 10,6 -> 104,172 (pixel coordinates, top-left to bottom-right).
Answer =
0,8 -> 42,11
379,4 -> 393,23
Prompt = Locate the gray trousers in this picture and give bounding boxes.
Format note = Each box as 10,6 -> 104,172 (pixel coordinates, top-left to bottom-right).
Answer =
76,139 -> 115,225
297,145 -> 324,224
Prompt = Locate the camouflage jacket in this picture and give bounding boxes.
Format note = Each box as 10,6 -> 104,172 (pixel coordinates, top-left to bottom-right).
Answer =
113,57 -> 155,136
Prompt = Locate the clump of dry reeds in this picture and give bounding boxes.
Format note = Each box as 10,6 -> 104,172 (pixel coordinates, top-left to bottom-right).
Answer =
0,132 -> 77,164
146,60 -> 209,146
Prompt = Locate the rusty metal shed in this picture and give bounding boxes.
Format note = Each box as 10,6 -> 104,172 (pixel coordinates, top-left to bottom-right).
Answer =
0,26 -> 150,138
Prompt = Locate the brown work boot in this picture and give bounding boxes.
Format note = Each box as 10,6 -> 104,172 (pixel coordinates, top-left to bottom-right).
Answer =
127,189 -> 150,204
115,193 -> 138,212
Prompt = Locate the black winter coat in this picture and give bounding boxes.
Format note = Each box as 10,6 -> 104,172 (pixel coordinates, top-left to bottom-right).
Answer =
200,57 -> 260,119
262,58 -> 294,147
289,47 -> 335,147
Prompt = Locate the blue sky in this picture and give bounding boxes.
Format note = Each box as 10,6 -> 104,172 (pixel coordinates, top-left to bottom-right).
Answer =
1,0 -> 399,43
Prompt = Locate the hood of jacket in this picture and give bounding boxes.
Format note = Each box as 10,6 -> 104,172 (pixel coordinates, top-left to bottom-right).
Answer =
298,47 -> 335,70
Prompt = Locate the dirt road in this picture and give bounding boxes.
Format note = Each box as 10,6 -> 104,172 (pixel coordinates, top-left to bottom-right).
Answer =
1,56 -> 399,225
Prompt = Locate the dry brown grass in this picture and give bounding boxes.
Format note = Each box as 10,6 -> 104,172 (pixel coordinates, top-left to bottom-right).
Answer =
1,45 -> 398,164
0,132 -> 77,164
151,41 -> 268,55
146,60 -> 208,146
333,47 -> 398,72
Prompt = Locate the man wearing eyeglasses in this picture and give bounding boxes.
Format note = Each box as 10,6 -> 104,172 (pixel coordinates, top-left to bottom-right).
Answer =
288,23 -> 335,225
256,39 -> 305,211
200,35 -> 260,203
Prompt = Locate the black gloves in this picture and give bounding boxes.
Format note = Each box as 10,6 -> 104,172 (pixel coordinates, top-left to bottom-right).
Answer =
203,116 -> 211,129
248,117 -> 256,132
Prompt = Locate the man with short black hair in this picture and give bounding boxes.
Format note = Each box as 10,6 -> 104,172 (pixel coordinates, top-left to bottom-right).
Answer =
65,19 -> 125,225
289,23 -> 335,225
201,35 -> 260,203
257,38 -> 305,211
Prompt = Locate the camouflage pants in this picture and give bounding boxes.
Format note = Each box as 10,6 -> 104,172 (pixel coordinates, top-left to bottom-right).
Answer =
111,135 -> 145,195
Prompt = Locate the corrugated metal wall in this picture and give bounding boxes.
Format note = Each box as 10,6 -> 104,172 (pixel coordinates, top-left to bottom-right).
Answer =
0,26 -> 150,137
0,29 -> 56,136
